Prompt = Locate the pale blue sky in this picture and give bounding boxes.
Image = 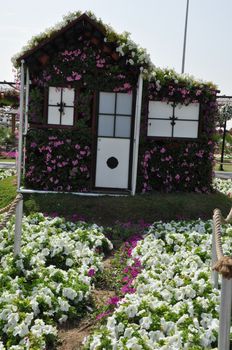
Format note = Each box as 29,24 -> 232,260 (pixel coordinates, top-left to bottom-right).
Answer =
1,0 -> 232,98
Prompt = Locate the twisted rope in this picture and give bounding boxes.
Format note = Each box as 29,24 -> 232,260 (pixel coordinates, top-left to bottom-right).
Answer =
213,207 -> 232,279
0,194 -> 23,231
0,202 -> 13,215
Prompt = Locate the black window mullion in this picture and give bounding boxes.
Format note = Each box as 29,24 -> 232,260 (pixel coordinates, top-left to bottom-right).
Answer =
171,104 -> 175,137
113,93 -> 117,137
60,89 -> 63,125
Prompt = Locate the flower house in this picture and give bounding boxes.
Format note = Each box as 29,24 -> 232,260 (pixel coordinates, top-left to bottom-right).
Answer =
14,11 -> 218,194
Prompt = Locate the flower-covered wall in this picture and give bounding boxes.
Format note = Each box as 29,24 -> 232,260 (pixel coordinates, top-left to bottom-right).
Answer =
138,69 -> 218,193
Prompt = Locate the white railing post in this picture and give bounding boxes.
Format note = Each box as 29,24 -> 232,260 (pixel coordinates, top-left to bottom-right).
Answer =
17,60 -> 25,189
211,222 -> 219,288
218,277 -> 232,350
131,68 -> 143,196
14,197 -> 23,256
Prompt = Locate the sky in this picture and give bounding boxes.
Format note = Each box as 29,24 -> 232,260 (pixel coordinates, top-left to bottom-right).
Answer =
1,0 -> 232,117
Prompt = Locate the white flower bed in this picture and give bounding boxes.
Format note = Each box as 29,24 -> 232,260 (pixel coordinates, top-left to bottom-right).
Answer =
0,168 -> 16,181
213,178 -> 232,197
0,213 -> 112,349
84,220 -> 232,350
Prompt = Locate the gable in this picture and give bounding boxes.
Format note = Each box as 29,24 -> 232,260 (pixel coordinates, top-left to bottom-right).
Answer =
19,14 -> 123,73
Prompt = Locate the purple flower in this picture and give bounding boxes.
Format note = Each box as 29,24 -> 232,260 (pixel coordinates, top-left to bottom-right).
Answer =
87,268 -> 95,277
107,296 -> 121,305
96,311 -> 111,320
30,142 -> 37,148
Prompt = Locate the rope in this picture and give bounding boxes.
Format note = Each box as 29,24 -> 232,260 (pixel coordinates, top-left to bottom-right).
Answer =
225,208 -> 232,223
0,194 -> 23,231
0,202 -> 13,215
213,207 -> 232,279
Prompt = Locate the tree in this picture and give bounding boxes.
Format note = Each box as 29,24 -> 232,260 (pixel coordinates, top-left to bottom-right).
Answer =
216,102 -> 232,127
216,102 -> 232,170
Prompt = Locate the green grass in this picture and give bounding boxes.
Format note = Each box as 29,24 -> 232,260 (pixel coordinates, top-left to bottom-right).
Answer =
0,176 -> 17,208
0,158 -> 15,163
23,191 -> 232,225
215,163 -> 232,172
0,177 -> 231,225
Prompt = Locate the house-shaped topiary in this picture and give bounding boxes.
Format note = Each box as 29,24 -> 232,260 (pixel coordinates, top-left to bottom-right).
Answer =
13,11 -> 218,194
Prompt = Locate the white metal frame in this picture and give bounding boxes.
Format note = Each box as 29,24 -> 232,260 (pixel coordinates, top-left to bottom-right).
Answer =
14,60 -> 26,256
19,188 -> 127,197
131,68 -> 143,195
211,214 -> 232,350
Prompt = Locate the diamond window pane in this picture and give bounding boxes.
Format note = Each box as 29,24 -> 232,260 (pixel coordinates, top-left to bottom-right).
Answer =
48,87 -> 61,105
173,121 -> 198,138
62,88 -> 75,106
98,114 -> 114,137
115,116 -> 131,137
61,107 -> 74,126
48,106 -> 60,124
116,93 -> 132,115
147,119 -> 172,137
175,103 -> 199,120
148,101 -> 173,119
99,92 -> 115,114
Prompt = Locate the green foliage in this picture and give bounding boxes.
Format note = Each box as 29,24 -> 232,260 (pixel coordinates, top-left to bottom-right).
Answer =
0,89 -> 19,107
28,87 -> 44,124
216,103 -> 232,127
0,176 -> 16,208
0,126 -> 14,146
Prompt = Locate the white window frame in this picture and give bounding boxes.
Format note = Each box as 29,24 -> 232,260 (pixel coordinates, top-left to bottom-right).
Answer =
147,101 -> 200,139
47,87 -> 75,127
98,92 -> 133,139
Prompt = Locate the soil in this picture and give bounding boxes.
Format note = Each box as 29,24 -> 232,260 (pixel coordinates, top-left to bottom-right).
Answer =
57,258 -> 116,350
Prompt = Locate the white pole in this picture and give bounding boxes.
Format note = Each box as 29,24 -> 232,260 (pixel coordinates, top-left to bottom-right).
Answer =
14,60 -> 25,256
14,198 -> 23,256
181,0 -> 190,74
24,67 -> 29,135
211,222 -> 219,288
23,67 -> 30,177
17,60 -> 25,189
218,278 -> 232,350
131,68 -> 143,196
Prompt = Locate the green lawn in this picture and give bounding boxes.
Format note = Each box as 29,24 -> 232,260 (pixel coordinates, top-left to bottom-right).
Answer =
0,176 -> 17,208
0,177 -> 231,225
0,158 -> 15,163
215,163 -> 232,172
23,191 -> 232,225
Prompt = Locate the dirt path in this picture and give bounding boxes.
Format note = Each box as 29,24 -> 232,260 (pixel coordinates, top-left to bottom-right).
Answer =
57,258 -> 116,350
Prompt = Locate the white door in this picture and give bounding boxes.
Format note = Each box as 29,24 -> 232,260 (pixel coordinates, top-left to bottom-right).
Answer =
95,92 -> 133,189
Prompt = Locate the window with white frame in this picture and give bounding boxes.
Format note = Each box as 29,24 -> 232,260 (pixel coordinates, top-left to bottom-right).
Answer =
147,101 -> 200,138
47,87 -> 75,126
98,92 -> 133,138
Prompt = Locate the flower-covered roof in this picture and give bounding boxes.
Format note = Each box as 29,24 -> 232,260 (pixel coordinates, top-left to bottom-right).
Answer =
12,11 -> 153,74
150,67 -> 217,91
12,11 -> 218,91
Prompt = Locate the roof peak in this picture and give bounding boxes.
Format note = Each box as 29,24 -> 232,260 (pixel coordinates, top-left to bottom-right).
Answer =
12,10 -> 153,73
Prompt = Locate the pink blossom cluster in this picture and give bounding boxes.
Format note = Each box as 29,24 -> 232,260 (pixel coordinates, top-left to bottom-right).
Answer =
61,49 -> 82,62
140,142 -> 214,193
26,137 -> 91,192
0,151 -> 17,159
96,55 -> 106,68
113,82 -> 132,93
67,71 -> 82,82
